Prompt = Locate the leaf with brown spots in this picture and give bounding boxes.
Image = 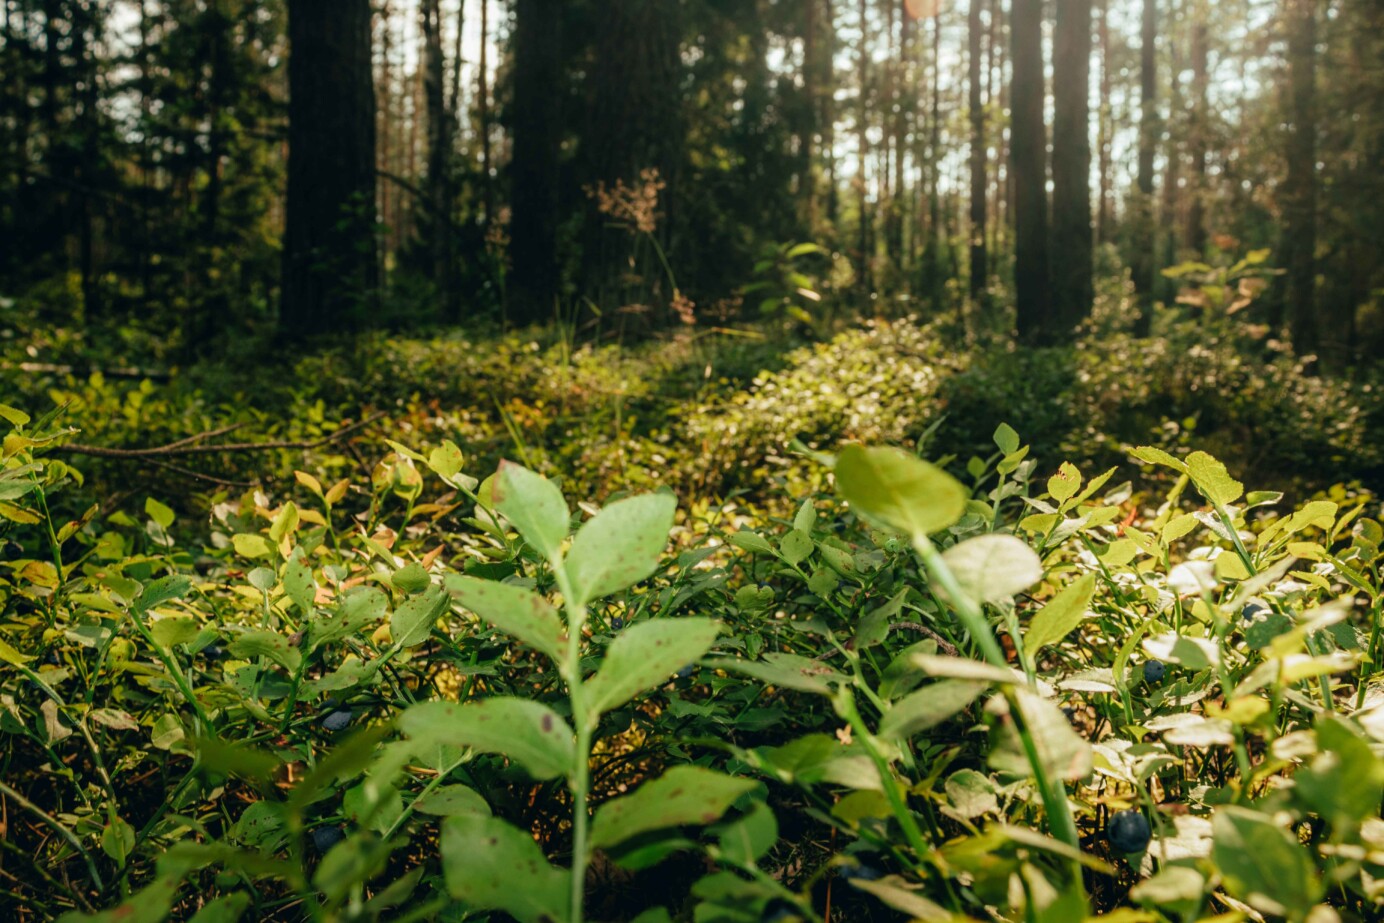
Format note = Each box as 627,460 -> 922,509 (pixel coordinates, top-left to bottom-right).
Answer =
494,460 -> 570,562
441,812 -> 570,923
564,492 -> 676,605
445,574 -> 567,666
399,697 -> 574,781
589,765 -> 756,850
582,618 -> 721,719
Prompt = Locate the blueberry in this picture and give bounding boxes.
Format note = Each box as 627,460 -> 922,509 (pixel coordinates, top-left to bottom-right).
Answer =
310,825 -> 345,853
761,898 -> 802,922
1106,810 -> 1151,853
610,617 -> 625,630
1143,660 -> 1166,684
322,709 -> 353,732
1241,601 -> 1267,622
675,664 -> 696,680
838,862 -> 882,881
200,644 -> 224,661
1061,706 -> 1079,723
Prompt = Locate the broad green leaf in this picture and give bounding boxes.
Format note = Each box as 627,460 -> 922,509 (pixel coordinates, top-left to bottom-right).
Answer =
312,585 -> 388,646
55,877 -> 179,923
1142,632 -> 1219,670
228,631 -> 301,672
144,497 -> 175,529
590,765 -> 756,850
389,585 -> 448,648
728,530 -> 775,555
150,617 -> 200,649
427,441 -> 465,479
282,553 -> 315,614
187,892 -> 252,923
1185,451 -> 1243,506
441,813 -> 570,923
834,445 -> 967,539
945,769 -> 1000,819
391,562 -> 430,594
135,574 -> 193,614
848,875 -> 950,921
878,680 -> 988,741
102,816 -> 136,864
1024,573 -> 1097,655
1211,806 -> 1320,919
715,800 -> 778,865
232,533 -> 274,559
312,832 -> 391,904
993,423 -> 1020,455
989,689 -> 1092,782
0,403 -> 31,426
583,618 -> 721,718
1129,446 -> 1187,473
0,637 -> 35,665
778,529 -> 814,566
493,461 -> 569,561
793,499 -> 816,534
399,697 -> 574,780
414,784 -> 491,817
1047,462 -> 1081,504
565,492 -> 676,605
940,534 -> 1043,605
445,575 -> 567,665
706,653 -> 846,696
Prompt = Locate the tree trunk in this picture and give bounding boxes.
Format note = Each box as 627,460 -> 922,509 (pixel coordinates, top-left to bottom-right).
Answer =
1011,0 -> 1049,343
1052,0 -> 1093,330
281,0 -> 378,337
507,0 -> 563,325
478,0 -> 492,226
1185,0 -> 1208,254
1283,0 -> 1318,361
968,0 -> 988,306
1096,0 -> 1113,243
1131,0 -> 1158,336
857,0 -> 872,297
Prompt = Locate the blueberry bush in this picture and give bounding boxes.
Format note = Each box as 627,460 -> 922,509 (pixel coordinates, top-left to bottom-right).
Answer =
3,383 -> 1384,921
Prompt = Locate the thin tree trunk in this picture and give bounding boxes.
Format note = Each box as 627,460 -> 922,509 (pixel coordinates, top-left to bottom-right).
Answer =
1185,0 -> 1208,254
1283,0 -> 1318,361
1096,0 -> 1113,243
479,0 -> 492,226
1052,0 -> 1093,329
1131,0 -> 1158,336
1011,0 -> 1050,342
858,0 -> 871,296
968,0 -> 988,308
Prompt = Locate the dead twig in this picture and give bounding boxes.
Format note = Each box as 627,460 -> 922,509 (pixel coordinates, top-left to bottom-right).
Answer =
147,459 -> 261,489
56,412 -> 386,460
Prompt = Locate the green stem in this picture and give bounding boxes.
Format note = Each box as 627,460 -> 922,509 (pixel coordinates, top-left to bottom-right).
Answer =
552,562 -> 591,923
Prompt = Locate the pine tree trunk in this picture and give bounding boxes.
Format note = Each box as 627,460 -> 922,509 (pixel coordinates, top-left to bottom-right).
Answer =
1131,0 -> 1158,336
1283,0 -> 1319,361
968,0 -> 988,306
1052,0 -> 1093,330
1185,0 -> 1208,254
281,0 -> 378,337
1096,0 -> 1113,243
1011,0 -> 1050,343
508,0 -> 563,325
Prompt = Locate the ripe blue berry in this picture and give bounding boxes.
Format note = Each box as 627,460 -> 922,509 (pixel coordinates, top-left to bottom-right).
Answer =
838,862 -> 882,881
322,709 -> 353,732
1241,601 -> 1267,622
675,664 -> 696,680
1143,660 -> 1166,684
610,617 -> 625,630
310,825 -> 345,853
1107,810 -> 1151,853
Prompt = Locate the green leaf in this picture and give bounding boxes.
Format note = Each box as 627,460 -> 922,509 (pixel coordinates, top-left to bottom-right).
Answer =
150,617 -> 200,649
441,813 -> 570,923
1047,462 -> 1081,504
945,769 -> 1000,819
187,892 -> 252,923
0,637 -> 35,665
583,618 -> 721,718
590,765 -> 757,850
989,690 -> 1092,782
282,553 -> 315,615
715,800 -> 778,865
1129,446 -> 1187,473
493,461 -> 569,561
144,497 -> 175,529
708,653 -> 846,696
135,574 -> 193,614
313,585 -> 388,646
414,784 -> 491,817
1293,715 -> 1384,832
1185,451 -> 1243,506
565,492 -> 676,605
778,529 -> 814,566
728,530 -> 775,555
228,631 -> 302,672
940,534 -> 1043,605
445,575 -> 567,665
391,562 -> 431,594
399,697 -> 574,781
834,445 -> 967,539
389,585 -> 448,648
1211,806 -> 1321,919
1024,574 -> 1097,656
877,680 -> 988,741
0,403 -> 31,427
101,816 -> 136,864
232,533 -> 275,559
993,423 -> 1020,455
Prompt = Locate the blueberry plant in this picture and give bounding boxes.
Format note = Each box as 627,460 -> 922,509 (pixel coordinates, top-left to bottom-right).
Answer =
2,398 -> 1383,922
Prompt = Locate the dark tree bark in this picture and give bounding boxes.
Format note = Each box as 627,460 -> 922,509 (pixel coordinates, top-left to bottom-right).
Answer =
1283,0 -> 1319,361
1052,0 -> 1093,330
1185,0 -> 1209,254
281,0 -> 378,337
1096,0 -> 1113,243
857,0 -> 872,296
968,0 -> 988,305
420,0 -> 461,318
478,0 -> 492,226
1011,0 -> 1050,342
508,0 -> 564,325
1131,0 -> 1158,336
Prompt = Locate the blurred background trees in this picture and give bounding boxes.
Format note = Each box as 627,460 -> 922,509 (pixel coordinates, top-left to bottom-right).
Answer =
0,0 -> 1381,366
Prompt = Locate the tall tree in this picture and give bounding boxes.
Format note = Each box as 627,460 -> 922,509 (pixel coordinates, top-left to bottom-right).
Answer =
1052,0 -> 1093,329
1011,0 -> 1049,342
507,0 -> 564,325
1185,0 -> 1209,254
1282,0 -> 1319,360
968,0 -> 988,305
1131,0 -> 1158,336
1096,0 -> 1113,243
281,0 -> 378,337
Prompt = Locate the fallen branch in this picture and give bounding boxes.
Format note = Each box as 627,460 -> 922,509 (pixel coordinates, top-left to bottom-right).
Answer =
57,413 -> 386,459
